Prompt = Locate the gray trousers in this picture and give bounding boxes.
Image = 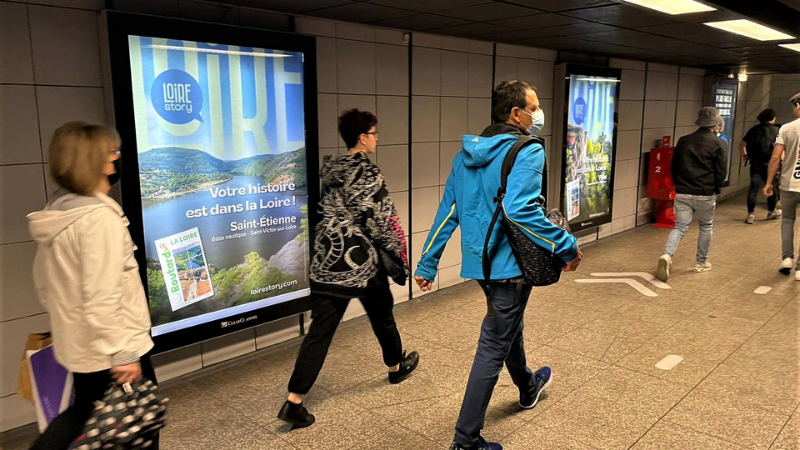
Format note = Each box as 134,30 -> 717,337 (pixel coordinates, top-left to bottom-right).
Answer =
781,190 -> 800,268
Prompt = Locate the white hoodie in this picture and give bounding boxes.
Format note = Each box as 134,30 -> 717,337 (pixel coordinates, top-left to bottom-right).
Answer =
27,192 -> 153,373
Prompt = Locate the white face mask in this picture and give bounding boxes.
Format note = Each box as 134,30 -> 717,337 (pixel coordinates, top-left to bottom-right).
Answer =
520,109 -> 545,136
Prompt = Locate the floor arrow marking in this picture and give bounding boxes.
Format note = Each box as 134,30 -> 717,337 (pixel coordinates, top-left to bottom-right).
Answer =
575,278 -> 658,297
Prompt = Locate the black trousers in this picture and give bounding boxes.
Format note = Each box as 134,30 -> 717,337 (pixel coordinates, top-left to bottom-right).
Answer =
29,353 -> 158,450
748,164 -> 778,213
288,276 -> 403,395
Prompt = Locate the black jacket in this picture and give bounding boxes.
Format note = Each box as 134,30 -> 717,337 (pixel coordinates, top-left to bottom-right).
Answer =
671,128 -> 728,196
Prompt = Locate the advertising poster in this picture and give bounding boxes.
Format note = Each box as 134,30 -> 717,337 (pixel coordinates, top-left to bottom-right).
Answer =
713,80 -> 737,185
563,74 -> 619,230
127,36 -> 311,337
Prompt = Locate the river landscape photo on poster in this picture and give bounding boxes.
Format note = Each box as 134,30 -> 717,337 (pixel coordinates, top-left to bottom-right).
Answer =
128,36 -> 310,335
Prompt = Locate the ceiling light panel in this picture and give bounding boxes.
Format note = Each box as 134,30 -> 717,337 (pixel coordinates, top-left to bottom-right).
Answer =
621,0 -> 715,15
704,19 -> 794,41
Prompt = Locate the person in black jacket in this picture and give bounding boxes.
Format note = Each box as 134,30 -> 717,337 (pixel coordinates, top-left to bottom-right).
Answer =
655,107 -> 728,282
740,108 -> 781,223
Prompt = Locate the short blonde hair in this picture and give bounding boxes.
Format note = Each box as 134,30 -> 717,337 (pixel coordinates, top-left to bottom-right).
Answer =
49,122 -> 120,196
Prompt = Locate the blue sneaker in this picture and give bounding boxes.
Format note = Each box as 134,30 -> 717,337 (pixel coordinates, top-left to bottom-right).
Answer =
450,437 -> 503,450
519,366 -> 552,410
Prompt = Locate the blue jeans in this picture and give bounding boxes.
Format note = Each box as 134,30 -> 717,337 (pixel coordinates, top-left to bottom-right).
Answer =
663,194 -> 716,264
454,281 -> 534,447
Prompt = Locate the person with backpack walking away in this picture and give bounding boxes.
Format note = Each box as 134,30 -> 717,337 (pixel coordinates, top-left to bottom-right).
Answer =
764,93 -> 800,279
740,108 -> 781,224
655,107 -> 728,282
277,109 -> 419,429
414,81 -> 581,450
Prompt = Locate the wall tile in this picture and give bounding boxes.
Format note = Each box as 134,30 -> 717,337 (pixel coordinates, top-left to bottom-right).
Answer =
413,33 -> 441,49
337,94 -> 377,118
0,394 -> 36,433
641,128 -> 673,153
336,40 -> 376,95
537,61 -> 554,99
598,223 -> 613,239
494,57 -> 517,85
29,5 -> 102,87
201,328 -> 256,367
0,241 -> 44,323
319,147 -> 338,169
680,66 -> 705,76
439,140 -> 461,184
518,58 -> 539,89
440,97 -> 468,142
609,58 -> 647,71
617,130 -> 641,162
645,71 -> 678,101
611,218 -> 625,235
648,63 -> 679,74
614,159 -> 639,190
644,100 -> 676,129
441,51 -> 469,97
377,96 -> 409,145
411,142 -> 440,188
623,215 -> 636,231
412,47 -> 441,96
316,37 -> 337,93
295,16 -> 336,37
441,36 -> 470,52
674,126 -> 696,142
411,186 -> 440,233
377,145 -> 409,192
539,98 -> 553,137
0,165 -> 46,245
318,94 -> 338,148
391,281 -> 410,304
411,231 -> 438,296
36,87 -> 106,161
255,315 -> 301,349
0,2 -> 34,84
678,74 -> 704,101
376,44 -> 409,96
1,313 -> 50,396
468,54 -> 493,98
0,86 -> 41,165
612,187 -> 638,219
412,96 -> 440,142
468,98 -> 491,136
336,22 -> 375,42
618,100 -> 644,131
439,265 -> 465,289
468,39 -> 493,56
538,48 -> 557,62
620,69 -> 645,101
151,344 -> 202,382
676,101 -> 702,127
376,28 -> 407,46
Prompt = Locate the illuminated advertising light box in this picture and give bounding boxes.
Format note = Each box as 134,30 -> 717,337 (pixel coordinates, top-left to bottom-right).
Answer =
712,79 -> 738,186
559,66 -> 621,232
104,12 -> 318,352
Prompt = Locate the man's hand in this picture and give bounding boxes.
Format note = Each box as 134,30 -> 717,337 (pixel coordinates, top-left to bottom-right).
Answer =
764,184 -> 774,197
563,249 -> 583,272
110,362 -> 142,385
414,276 -> 434,291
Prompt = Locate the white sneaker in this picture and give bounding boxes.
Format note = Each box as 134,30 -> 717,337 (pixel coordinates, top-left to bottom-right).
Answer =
795,271 -> 800,282
656,255 -> 671,282
768,210 -> 782,220
780,258 -> 794,275
693,261 -> 712,272
745,214 -> 755,224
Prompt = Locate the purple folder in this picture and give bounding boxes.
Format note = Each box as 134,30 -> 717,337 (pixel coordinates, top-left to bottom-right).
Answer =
28,346 -> 73,432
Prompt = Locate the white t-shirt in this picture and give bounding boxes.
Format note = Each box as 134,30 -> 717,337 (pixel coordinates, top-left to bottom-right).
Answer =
777,118 -> 800,192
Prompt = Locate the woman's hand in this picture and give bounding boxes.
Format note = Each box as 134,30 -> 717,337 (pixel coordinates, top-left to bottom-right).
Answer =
110,362 -> 142,385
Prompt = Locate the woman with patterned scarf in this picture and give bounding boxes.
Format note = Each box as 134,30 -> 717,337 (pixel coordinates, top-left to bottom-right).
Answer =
277,109 -> 419,428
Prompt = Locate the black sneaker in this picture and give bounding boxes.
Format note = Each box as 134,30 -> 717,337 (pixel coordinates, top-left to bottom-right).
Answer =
519,366 -> 552,410
388,350 -> 419,384
277,400 -> 315,429
449,437 -> 503,450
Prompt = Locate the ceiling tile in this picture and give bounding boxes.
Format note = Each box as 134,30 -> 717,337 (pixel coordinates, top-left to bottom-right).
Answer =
308,3 -> 413,21
562,4 -> 681,28
428,22 -> 507,37
370,0 -> 490,13
477,29 -> 548,42
489,13 -> 583,29
221,0 -> 354,13
504,0 -> 615,12
439,2 -> 540,21
370,13 -> 470,30
535,21 -> 620,36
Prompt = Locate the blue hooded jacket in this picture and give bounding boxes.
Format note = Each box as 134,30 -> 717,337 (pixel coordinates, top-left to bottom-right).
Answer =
415,123 -> 579,282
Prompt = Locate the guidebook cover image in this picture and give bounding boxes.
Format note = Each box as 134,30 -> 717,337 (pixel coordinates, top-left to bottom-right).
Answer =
154,228 -> 214,312
127,35 -> 311,332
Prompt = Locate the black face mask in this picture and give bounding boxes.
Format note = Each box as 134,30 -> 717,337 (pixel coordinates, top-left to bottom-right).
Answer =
108,158 -> 122,186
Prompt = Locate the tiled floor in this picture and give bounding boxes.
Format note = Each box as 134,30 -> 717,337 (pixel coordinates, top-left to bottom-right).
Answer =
4,191 -> 800,449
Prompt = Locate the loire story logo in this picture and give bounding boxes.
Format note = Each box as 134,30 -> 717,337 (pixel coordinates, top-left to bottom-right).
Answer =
151,69 -> 203,124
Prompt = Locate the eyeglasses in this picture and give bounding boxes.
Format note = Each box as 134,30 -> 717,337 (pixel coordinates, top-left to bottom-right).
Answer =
364,131 -> 379,137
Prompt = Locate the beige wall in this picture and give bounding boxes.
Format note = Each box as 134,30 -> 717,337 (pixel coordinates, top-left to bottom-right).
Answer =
0,0 -> 754,432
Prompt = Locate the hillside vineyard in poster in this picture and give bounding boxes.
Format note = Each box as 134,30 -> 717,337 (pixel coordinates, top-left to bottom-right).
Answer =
127,36 -> 311,337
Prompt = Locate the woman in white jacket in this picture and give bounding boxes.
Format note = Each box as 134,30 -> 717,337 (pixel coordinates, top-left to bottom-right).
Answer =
27,122 -> 158,450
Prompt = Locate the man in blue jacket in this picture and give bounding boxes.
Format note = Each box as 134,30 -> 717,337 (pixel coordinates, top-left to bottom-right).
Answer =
414,80 -> 581,450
